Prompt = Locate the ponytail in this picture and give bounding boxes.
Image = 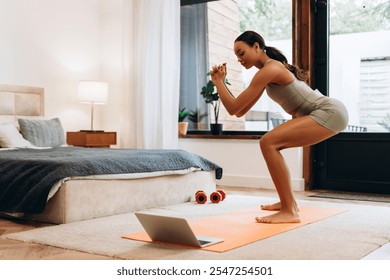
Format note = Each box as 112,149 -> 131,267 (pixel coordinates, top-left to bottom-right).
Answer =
236,31 -> 310,81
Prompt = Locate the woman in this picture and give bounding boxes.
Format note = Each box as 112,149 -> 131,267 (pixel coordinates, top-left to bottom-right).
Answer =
210,31 -> 348,224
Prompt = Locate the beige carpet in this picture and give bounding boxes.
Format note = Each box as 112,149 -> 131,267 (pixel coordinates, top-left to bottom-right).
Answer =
3,195 -> 390,260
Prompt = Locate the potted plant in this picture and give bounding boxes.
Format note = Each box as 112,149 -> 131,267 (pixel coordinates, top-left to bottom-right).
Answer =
200,75 -> 230,135
178,107 -> 189,136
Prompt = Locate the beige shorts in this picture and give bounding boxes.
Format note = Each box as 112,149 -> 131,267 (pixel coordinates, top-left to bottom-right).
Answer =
296,97 -> 349,133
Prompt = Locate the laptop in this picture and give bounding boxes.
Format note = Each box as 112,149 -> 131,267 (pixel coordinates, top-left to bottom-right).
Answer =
134,212 -> 224,248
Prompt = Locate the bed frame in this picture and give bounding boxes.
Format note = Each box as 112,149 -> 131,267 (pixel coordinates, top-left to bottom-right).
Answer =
0,84 -> 217,224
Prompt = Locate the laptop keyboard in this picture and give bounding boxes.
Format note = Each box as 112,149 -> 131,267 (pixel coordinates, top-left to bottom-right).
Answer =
198,240 -> 211,245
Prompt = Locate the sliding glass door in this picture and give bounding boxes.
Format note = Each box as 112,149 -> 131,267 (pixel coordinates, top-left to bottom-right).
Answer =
312,0 -> 390,194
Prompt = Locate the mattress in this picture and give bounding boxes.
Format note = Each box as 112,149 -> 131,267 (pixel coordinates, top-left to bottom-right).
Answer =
28,169 -> 217,224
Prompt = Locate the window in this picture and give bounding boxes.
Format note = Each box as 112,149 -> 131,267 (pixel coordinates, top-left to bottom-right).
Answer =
180,2 -> 208,130
180,0 -> 293,132
329,0 -> 390,132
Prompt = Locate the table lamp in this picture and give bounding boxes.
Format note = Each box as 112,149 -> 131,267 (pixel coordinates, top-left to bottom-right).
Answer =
78,81 -> 108,131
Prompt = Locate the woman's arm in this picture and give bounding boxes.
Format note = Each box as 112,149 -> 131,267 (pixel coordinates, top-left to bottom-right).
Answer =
211,63 -> 278,116
235,88 -> 265,117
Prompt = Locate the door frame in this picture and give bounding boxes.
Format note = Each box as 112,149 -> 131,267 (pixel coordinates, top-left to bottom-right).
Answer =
292,0 -> 317,190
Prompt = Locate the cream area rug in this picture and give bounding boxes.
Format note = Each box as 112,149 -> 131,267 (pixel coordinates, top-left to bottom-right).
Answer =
3,195 -> 390,260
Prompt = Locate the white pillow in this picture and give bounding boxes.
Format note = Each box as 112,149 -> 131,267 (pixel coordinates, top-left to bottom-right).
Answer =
0,123 -> 35,148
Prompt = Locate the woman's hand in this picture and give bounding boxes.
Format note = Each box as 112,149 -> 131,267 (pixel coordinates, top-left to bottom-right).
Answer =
210,63 -> 227,84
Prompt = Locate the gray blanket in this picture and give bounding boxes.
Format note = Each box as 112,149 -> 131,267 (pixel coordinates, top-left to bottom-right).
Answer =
0,147 -> 222,214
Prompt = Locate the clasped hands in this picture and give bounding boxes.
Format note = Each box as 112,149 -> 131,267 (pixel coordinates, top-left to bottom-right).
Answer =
210,62 -> 227,83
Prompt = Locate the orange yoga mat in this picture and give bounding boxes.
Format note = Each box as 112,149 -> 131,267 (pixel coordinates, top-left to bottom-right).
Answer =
122,205 -> 346,252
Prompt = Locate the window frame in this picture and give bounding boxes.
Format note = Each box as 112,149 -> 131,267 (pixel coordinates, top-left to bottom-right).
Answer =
180,0 -> 312,138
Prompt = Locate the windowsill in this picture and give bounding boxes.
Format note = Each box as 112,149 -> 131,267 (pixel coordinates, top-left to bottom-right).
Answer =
180,130 -> 265,140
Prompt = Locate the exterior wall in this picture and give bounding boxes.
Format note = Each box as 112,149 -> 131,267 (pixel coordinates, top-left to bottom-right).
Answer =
207,0 -> 245,130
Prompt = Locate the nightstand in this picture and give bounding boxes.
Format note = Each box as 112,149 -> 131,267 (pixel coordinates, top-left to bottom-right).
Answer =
67,131 -> 117,148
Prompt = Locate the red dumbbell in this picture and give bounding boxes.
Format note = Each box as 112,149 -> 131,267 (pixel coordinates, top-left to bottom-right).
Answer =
210,189 -> 226,203
195,190 -> 207,204
217,189 -> 226,201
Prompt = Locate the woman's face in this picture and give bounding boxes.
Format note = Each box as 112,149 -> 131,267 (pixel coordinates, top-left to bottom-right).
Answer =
234,41 -> 259,69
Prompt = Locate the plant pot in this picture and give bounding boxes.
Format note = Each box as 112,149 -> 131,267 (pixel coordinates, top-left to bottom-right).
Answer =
210,123 -> 223,135
178,122 -> 189,136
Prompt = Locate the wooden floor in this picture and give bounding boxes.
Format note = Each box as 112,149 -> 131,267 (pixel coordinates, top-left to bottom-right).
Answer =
0,216 -> 115,260
0,186 -> 388,260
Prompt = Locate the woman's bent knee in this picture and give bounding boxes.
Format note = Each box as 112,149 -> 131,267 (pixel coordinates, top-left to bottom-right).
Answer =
260,133 -> 284,153
259,134 -> 274,152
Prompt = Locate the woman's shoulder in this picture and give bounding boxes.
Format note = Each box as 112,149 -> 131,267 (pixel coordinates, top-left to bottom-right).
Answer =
262,60 -> 295,85
251,60 -> 282,84
263,59 -> 284,69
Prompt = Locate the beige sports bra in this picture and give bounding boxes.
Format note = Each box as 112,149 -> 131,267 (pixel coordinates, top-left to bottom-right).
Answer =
266,79 -> 323,114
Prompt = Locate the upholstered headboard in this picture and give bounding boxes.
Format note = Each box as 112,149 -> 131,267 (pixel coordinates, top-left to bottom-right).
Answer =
0,84 -> 44,124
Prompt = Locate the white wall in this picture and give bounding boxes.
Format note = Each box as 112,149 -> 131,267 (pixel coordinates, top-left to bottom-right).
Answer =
0,0 -> 124,136
179,138 -> 304,191
98,0 -> 125,140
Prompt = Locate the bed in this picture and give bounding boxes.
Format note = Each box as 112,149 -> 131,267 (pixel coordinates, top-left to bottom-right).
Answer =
0,84 -> 222,224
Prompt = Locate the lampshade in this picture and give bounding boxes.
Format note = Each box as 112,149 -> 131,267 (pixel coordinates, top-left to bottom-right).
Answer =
78,81 -> 108,104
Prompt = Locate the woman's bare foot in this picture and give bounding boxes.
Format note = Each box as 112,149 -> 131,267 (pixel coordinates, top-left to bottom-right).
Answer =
255,209 -> 301,224
260,202 -> 282,211
261,202 -> 300,212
